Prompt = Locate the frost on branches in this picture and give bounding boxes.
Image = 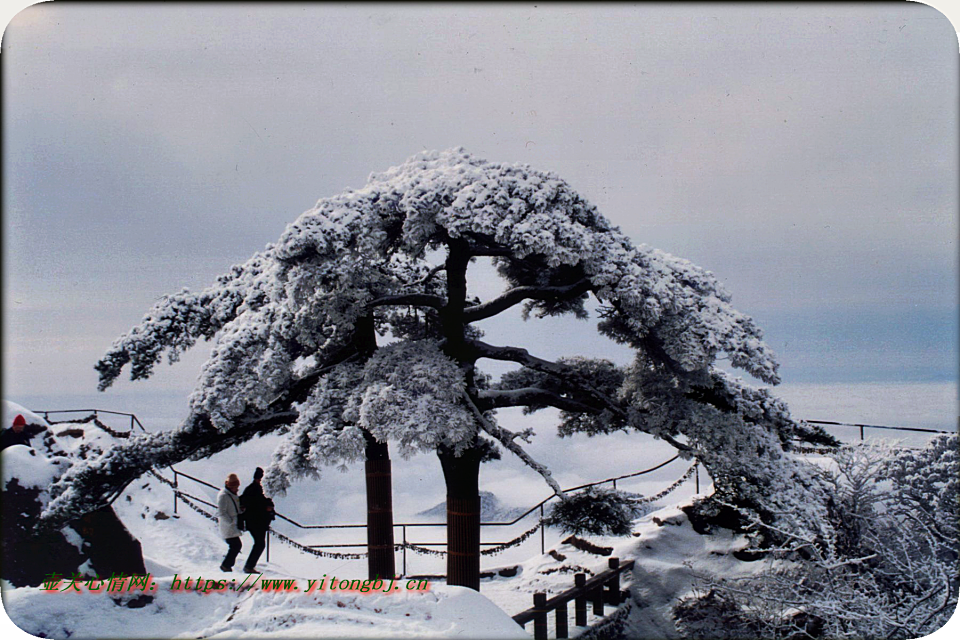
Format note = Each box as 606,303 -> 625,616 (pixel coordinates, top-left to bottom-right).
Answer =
675,436 -> 959,639
44,148 -> 836,558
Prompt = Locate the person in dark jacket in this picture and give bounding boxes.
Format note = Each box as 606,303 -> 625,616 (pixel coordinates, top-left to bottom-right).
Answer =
240,467 -> 275,574
1,415 -> 32,451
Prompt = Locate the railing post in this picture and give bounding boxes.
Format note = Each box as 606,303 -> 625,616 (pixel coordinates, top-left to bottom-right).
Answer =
575,573 -> 587,626
606,557 -> 620,604
859,425 -> 864,441
533,592 -> 547,640
695,463 -> 700,494
172,470 -> 178,515
540,504 -> 545,555
612,479 -> 617,490
592,582 -> 604,616
266,530 -> 270,562
402,525 -> 407,578
556,601 -> 569,638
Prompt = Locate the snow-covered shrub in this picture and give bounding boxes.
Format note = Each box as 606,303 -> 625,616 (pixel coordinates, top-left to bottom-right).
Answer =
674,435 -> 959,639
546,487 -> 640,536
673,588 -> 758,640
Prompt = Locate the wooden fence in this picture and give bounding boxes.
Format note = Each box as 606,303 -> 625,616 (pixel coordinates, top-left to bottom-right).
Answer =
513,557 -> 634,640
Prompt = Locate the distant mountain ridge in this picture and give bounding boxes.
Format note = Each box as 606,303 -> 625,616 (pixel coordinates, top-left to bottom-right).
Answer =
418,491 -> 529,522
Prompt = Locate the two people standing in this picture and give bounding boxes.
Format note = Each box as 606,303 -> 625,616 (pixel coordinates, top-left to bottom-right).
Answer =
217,467 -> 275,573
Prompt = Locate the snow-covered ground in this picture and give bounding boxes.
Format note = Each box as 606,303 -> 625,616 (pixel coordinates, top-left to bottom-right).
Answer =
0,404 -> 528,638
2,383 -> 957,638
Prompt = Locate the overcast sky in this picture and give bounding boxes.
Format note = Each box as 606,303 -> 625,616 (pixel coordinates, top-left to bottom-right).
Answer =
3,4 -> 957,404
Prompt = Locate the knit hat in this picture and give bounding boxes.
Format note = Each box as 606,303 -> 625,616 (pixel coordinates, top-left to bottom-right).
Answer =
12,415 -> 26,427
254,467 -> 264,480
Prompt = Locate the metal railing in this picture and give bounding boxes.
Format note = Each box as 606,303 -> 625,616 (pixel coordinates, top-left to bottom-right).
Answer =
35,408 -> 955,576
36,409 -> 148,433
154,452 -> 694,575
804,418 -> 954,441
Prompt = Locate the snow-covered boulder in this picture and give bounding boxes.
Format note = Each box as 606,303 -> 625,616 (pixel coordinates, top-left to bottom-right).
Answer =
2,401 -> 146,587
2,401 -> 49,432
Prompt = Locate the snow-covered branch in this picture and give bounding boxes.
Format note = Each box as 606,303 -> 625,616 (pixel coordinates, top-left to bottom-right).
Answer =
468,339 -> 627,413
462,391 -> 564,497
365,292 -> 446,310
474,387 -> 600,414
463,278 -> 592,323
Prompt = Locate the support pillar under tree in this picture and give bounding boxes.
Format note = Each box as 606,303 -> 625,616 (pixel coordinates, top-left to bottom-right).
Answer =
439,444 -> 482,591
364,434 -> 396,580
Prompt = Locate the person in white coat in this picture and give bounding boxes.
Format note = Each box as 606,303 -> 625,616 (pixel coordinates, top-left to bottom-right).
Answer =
217,473 -> 244,572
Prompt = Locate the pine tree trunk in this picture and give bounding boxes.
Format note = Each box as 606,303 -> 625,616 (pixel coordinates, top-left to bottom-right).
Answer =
353,314 -> 396,579
364,432 -> 396,580
439,445 -> 482,591
437,240 -> 483,590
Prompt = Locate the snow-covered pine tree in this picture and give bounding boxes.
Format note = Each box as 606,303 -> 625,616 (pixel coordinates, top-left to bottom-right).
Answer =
42,148 -> 836,590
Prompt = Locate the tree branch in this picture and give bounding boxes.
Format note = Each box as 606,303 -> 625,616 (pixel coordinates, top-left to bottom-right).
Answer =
468,339 -> 625,414
463,278 -> 592,323
405,264 -> 445,289
365,293 -> 446,310
474,387 -> 601,414
462,391 -> 565,497
461,232 -> 515,257
41,346 -> 364,532
468,338 -> 694,454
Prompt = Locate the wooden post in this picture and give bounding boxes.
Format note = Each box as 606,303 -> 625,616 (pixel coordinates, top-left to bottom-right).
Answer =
695,463 -> 700,493
575,573 -> 587,626
172,470 -> 178,515
556,601 -> 569,638
593,584 -> 604,616
606,557 -> 620,604
266,530 -> 270,562
533,592 -> 547,640
402,525 -> 407,578
540,504 -> 545,554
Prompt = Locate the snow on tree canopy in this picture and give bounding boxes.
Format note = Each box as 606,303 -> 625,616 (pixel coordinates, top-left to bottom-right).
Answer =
44,148 -> 836,544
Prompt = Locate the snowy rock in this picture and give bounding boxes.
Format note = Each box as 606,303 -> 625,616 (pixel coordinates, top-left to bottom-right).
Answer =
614,503 -> 763,639
1,401 -> 146,587
2,401 -> 50,431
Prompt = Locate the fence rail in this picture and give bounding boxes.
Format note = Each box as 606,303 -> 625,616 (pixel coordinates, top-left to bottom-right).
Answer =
35,409 -> 148,433
150,453 -> 694,574
803,418 -> 953,440
34,408 -> 955,578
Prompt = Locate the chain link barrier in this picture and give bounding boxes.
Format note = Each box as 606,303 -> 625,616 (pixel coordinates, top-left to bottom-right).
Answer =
402,521 -> 544,558
136,434 -> 698,563
47,413 -> 133,439
147,471 -> 545,559
626,463 -> 698,505
271,529 -> 370,560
